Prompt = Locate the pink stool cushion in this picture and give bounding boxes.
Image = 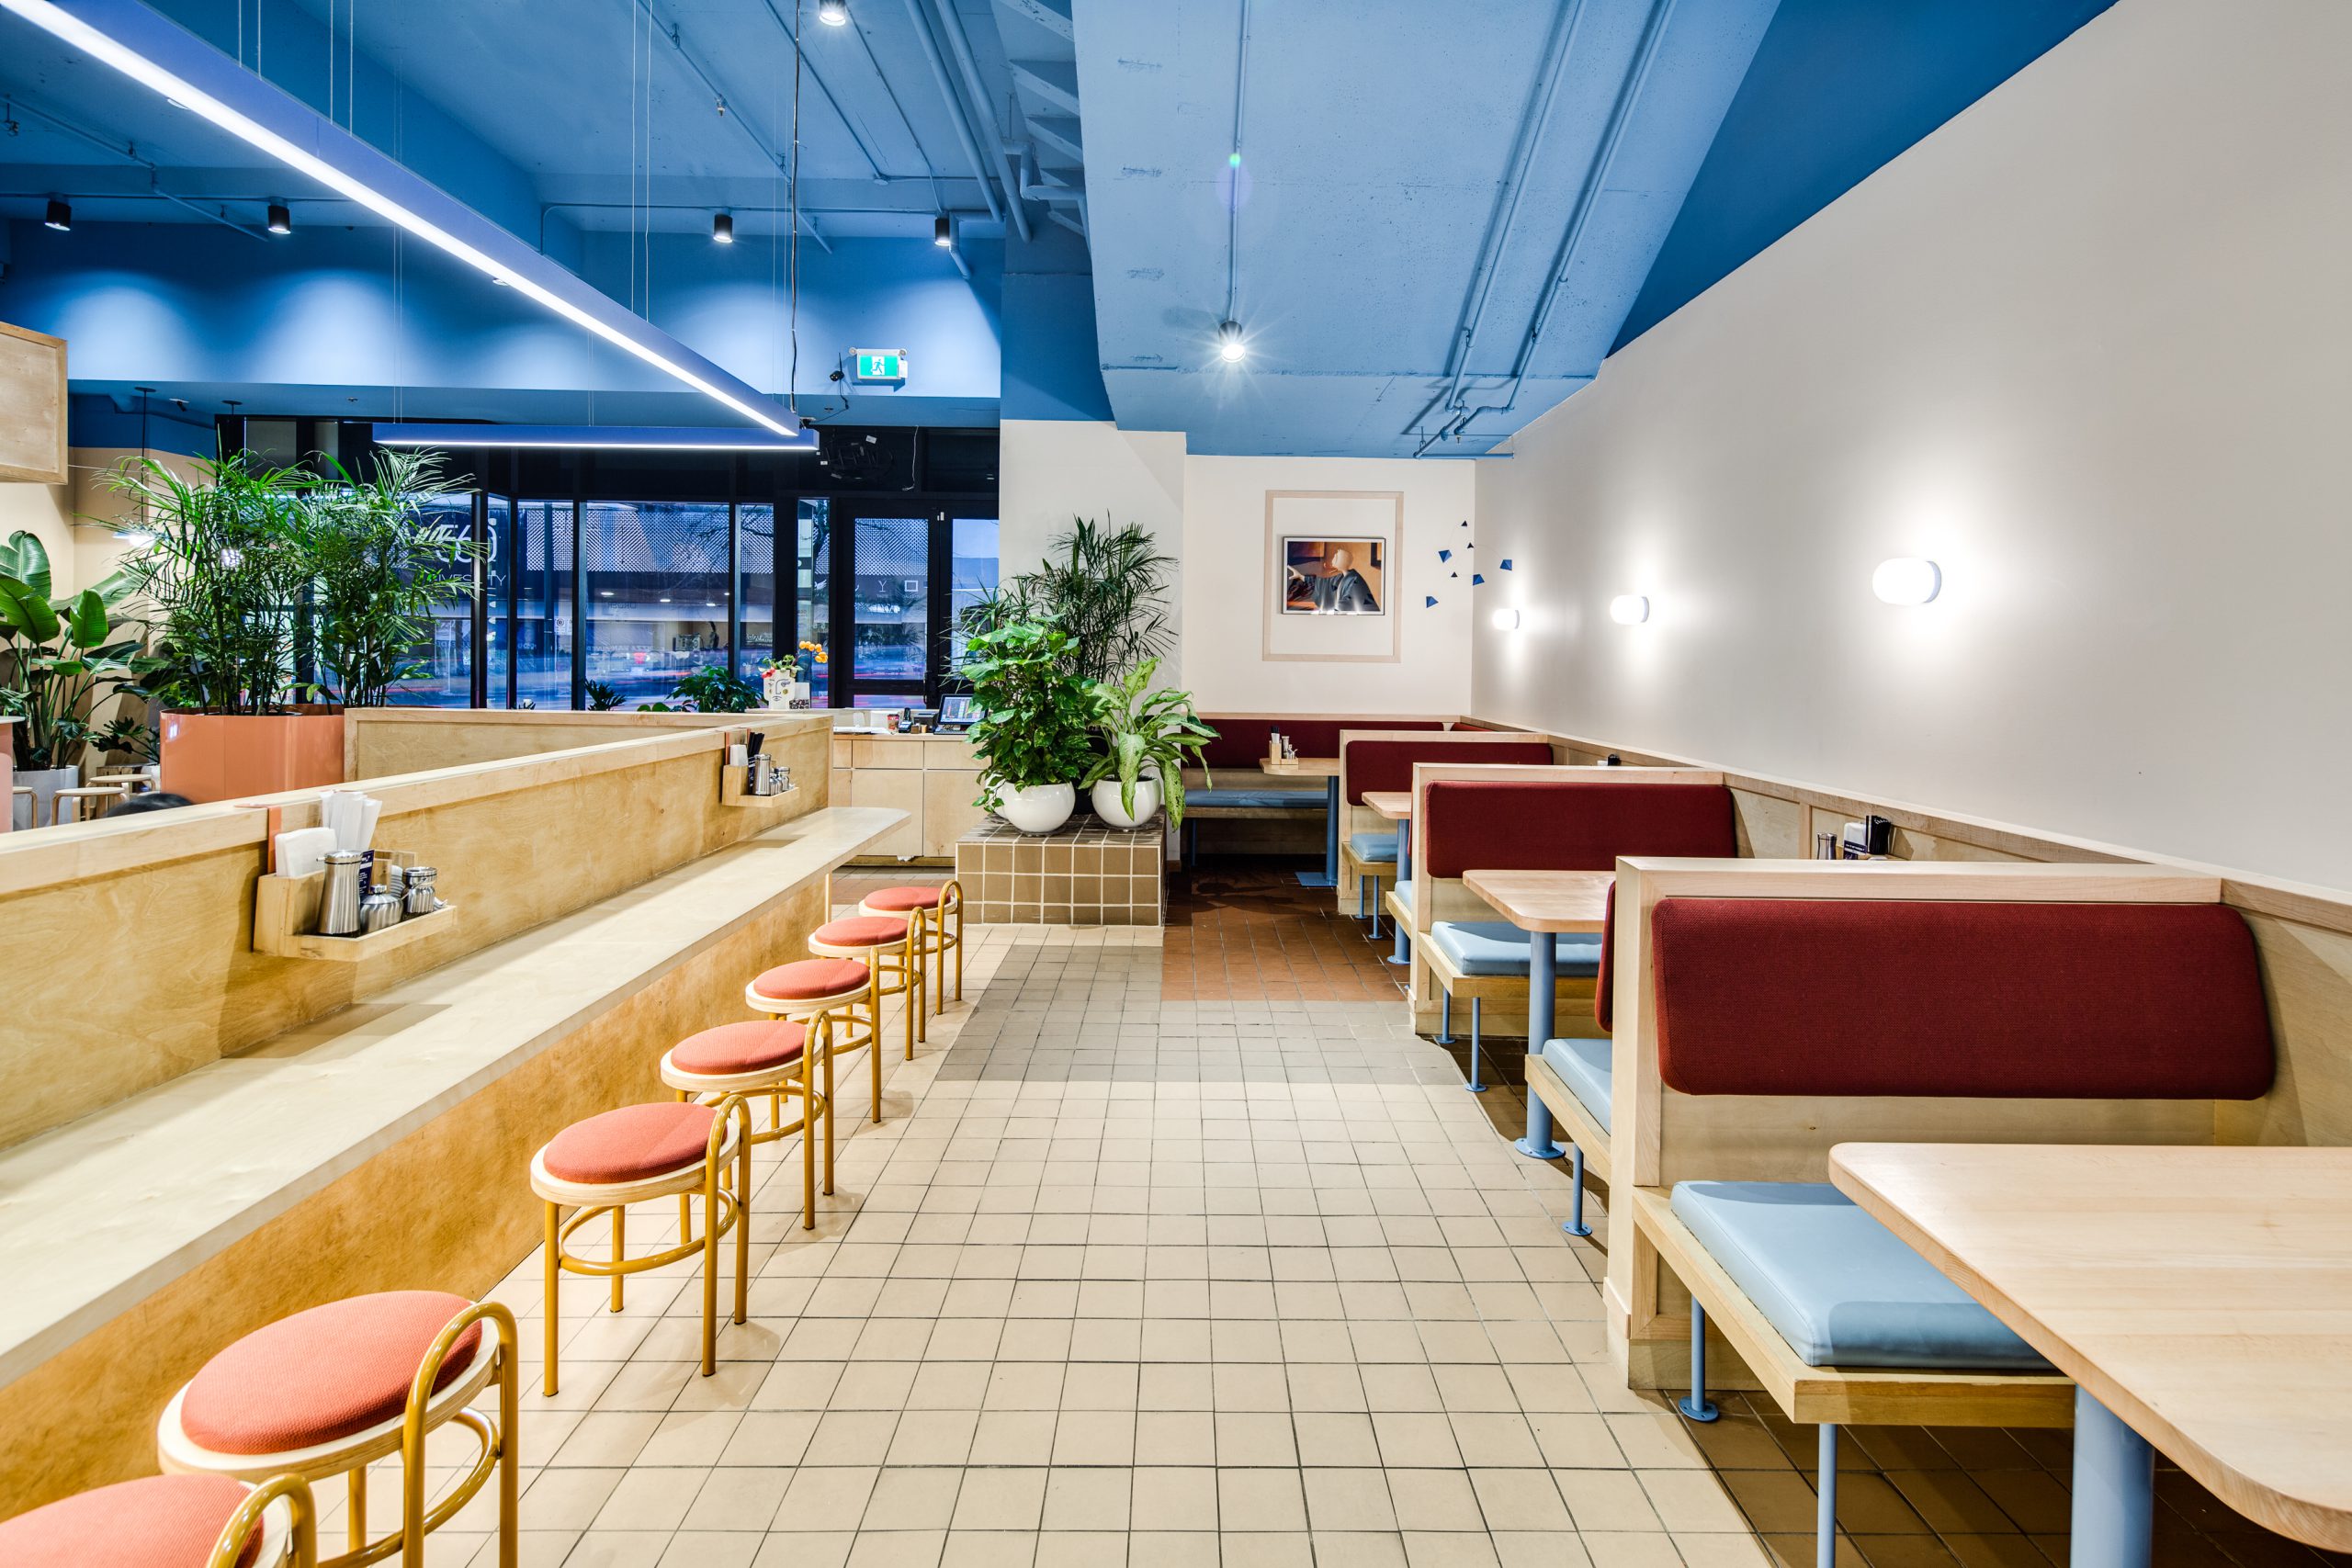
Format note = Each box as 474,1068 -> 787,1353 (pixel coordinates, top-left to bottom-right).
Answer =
0,1473 -> 261,1568
863,886 -> 944,912
672,1020 -> 808,1076
180,1291 -> 481,1455
813,914 -> 910,948
752,957 -> 871,999
543,1102 -> 718,1185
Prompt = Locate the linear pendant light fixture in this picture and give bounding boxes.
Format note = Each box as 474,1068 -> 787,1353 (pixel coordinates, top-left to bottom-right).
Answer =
0,0 -> 797,438
374,423 -> 815,452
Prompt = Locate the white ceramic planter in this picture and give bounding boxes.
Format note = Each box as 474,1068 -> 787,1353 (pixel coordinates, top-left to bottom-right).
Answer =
11,765 -> 78,830
1090,776 -> 1162,830
994,781 -> 1075,834
761,671 -> 792,707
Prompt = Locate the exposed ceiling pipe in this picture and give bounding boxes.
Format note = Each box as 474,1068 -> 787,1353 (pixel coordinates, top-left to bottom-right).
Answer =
538,199 -> 832,253
922,0 -> 1033,243
1455,0 -> 1679,434
1016,143 -> 1084,236
1426,0 -> 1588,430
628,0 -> 836,253
5,90 -> 268,240
896,0 -> 1012,238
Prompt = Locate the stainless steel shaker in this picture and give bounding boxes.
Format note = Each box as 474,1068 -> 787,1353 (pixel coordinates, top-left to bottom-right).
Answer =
320,850 -> 368,936
358,889 -> 403,932
403,865 -> 440,918
750,753 -> 775,795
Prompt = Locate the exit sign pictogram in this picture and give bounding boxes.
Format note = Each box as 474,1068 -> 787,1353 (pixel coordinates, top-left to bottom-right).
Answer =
853,349 -> 908,382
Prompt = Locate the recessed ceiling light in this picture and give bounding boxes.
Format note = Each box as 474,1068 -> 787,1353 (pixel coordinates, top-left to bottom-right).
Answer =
1216,320 -> 1246,364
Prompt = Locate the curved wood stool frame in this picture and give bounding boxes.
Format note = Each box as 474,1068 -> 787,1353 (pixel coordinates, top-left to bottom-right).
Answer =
859,878 -> 965,1016
530,1098 -> 752,1397
808,917 -> 924,1057
661,1038 -> 827,1231
159,1302 -> 521,1568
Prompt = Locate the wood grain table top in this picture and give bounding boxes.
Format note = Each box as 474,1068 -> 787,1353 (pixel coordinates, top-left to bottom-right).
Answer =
1362,791 -> 1413,821
1261,756 -> 1340,778
1829,1142 -> 2352,1551
1461,868 -> 1613,932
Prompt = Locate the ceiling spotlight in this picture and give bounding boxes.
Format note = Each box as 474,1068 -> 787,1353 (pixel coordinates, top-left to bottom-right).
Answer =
933,214 -> 952,248
266,201 -> 291,234
1216,320 -> 1246,364
817,0 -> 850,24
1872,557 -> 1942,605
1609,594 -> 1649,626
43,197 -> 70,231
1490,607 -> 1521,631
711,210 -> 735,244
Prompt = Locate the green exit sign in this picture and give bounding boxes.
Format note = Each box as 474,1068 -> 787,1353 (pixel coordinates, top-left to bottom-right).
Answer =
853,349 -> 908,382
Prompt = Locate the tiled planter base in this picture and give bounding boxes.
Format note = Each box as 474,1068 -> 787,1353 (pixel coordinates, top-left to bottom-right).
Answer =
956,818 -> 1164,926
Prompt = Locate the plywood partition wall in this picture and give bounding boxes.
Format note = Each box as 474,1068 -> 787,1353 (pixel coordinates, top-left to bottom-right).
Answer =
0,717 -> 831,1149
345,705 -> 799,779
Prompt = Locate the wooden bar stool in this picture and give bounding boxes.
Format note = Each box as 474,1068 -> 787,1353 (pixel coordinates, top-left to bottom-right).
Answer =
747,957 -> 880,1133
530,1097 -> 752,1396
54,784 -> 130,824
808,912 -> 923,1056
858,879 -> 964,1014
662,1020 -> 826,1230
155,1292 -> 519,1568
0,1472 -> 317,1567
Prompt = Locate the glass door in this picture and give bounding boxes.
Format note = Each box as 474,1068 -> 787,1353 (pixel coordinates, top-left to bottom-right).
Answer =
843,508 -> 933,708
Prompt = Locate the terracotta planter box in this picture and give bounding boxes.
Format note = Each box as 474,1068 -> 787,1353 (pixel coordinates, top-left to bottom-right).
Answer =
159,710 -> 346,802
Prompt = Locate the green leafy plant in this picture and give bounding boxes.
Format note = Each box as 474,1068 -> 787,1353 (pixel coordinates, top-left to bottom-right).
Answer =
1078,656 -> 1217,829
959,516 -> 1173,687
584,681 -> 625,711
961,616 -> 1096,812
304,450 -> 481,707
0,531 -> 160,771
665,664 -> 763,713
104,454 -> 317,716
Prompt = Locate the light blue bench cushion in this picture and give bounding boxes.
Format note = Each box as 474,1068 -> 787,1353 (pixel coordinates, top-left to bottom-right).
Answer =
1427,923 -> 1602,978
1539,1037 -> 1612,1134
1669,1182 -> 2053,1371
1188,788 -> 1325,809
1390,882 -> 1413,916
1349,831 -> 1399,863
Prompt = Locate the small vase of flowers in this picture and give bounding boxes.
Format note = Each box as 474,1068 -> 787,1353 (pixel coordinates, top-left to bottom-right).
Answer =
760,639 -> 825,708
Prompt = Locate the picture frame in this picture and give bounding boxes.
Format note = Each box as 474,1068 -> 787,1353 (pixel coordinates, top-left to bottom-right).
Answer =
1262,491 -> 1405,664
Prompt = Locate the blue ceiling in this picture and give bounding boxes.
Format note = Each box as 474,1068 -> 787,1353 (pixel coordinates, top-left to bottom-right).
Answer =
1070,0 -> 2117,457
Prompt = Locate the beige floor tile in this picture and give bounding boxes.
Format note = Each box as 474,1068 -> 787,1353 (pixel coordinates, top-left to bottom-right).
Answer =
938,1530 -> 1040,1568
1386,1470 -> 1486,1532
1304,1466 -> 1401,1532
950,1467 -> 1050,1531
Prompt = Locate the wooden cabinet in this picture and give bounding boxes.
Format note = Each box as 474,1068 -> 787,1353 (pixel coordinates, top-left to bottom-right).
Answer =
831,732 -> 981,863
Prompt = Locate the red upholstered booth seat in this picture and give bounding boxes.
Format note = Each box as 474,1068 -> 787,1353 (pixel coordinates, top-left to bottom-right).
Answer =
1342,738 -> 1554,803
1197,716 -> 1447,772
180,1292 -> 482,1454
1419,781 -> 1738,879
543,1102 -> 718,1184
1596,884 -> 1619,1033
672,1020 -> 808,1076
0,1473 -> 263,1568
1648,898 -> 2275,1100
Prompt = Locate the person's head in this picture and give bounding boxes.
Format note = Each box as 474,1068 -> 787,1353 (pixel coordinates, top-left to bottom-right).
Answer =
106,791 -> 194,818
1328,547 -> 1353,573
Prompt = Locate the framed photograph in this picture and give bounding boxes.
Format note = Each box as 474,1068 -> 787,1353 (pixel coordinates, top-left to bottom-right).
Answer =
1280,536 -> 1386,616
1262,491 -> 1404,664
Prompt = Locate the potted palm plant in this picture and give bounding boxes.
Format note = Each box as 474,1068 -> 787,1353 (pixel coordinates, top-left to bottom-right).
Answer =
105,453 -> 345,802
962,616 -> 1094,833
0,531 -> 155,829
306,450 -> 480,708
1080,657 -> 1216,830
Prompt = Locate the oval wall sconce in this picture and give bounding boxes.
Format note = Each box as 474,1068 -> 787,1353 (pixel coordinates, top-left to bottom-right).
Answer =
1609,594 -> 1650,625
1490,607 -> 1521,631
1872,558 -> 1942,605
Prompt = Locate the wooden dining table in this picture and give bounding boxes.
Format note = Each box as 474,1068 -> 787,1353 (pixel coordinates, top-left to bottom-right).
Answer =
1464,868 -> 1613,1160
1262,755 -> 1342,888
1830,1142 -> 2352,1566
1360,791 -> 1415,954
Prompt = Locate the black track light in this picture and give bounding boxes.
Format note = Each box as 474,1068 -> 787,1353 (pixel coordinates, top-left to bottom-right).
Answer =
933,214 -> 952,248
712,210 -> 735,244
43,197 -> 70,231
266,202 -> 292,235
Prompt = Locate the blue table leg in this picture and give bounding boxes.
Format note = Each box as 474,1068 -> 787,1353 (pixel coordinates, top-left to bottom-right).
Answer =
1386,816 -> 1412,966
1295,775 -> 1340,888
2071,1388 -> 2155,1568
1516,930 -> 1566,1159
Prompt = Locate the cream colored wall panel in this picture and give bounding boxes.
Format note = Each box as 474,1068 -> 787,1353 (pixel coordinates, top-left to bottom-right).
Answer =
854,769 -> 924,858
922,767 -> 986,859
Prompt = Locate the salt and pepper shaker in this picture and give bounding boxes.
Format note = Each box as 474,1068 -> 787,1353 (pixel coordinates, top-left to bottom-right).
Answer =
403,865 -> 440,918
358,888 -> 404,932
320,850 -> 368,936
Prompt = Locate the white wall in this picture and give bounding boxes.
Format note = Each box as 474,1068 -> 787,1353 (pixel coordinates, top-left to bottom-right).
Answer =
997,418 -> 1188,669
1182,454 -> 1476,714
1474,0 -> 2352,889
